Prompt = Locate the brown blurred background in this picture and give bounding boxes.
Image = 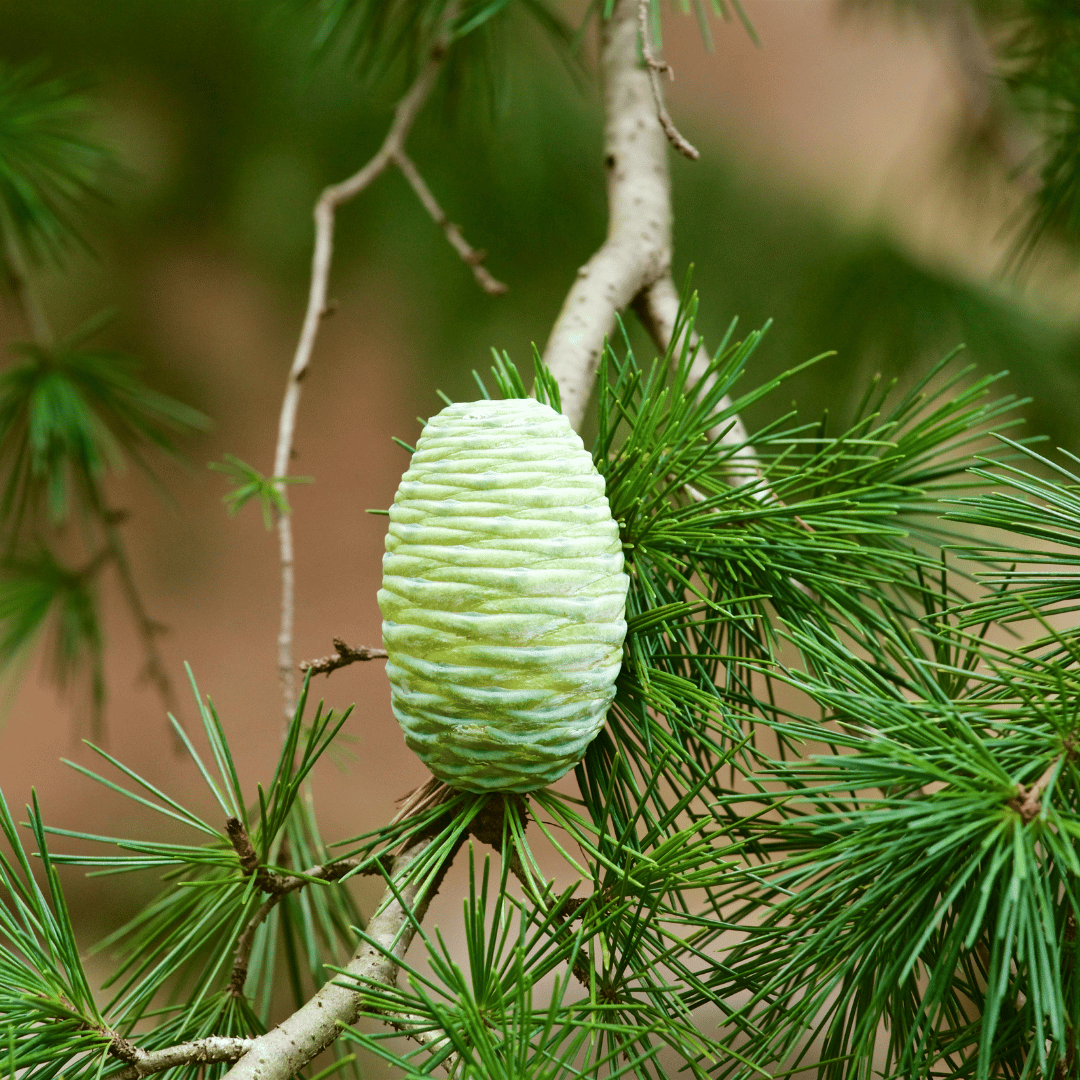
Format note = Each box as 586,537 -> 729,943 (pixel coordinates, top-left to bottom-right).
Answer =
0,0 -> 1076,936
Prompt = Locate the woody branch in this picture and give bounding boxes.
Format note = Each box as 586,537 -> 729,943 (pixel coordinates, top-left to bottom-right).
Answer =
273,8 -> 505,721
542,0 -> 756,485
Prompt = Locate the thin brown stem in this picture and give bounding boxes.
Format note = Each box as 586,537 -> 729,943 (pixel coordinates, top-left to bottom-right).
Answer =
1009,744 -> 1073,823
222,829 -> 459,1080
394,150 -> 507,295
227,854 -> 388,997
633,274 -> 764,489
3,227 -> 179,744
102,513 -> 183,747
273,4 -> 500,723
637,0 -> 699,160
0,225 -> 53,345
299,638 -> 388,677
468,796 -> 597,990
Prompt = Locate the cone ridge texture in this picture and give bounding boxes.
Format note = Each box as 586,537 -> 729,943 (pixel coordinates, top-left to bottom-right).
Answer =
378,398 -> 629,792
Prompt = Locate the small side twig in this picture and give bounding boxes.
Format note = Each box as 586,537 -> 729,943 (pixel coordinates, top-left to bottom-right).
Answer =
637,0 -> 698,161
228,849 -> 391,997
109,1036 -> 255,1080
633,275 -> 762,490
299,638 -> 388,677
3,229 -> 180,746
468,795 -> 598,989
395,151 -> 508,296
102,514 -> 182,746
223,825 -> 461,1080
0,225 -> 53,345
273,1 -> 501,724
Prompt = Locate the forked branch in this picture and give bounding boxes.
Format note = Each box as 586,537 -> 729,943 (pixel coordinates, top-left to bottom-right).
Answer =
222,833 -> 449,1080
227,845 -> 392,997
543,0 -> 761,485
1009,741 -> 1074,823
273,11 -> 504,721
2,230 -> 182,740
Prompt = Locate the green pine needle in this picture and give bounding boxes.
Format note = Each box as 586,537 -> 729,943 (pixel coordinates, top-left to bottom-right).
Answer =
0,61 -> 111,264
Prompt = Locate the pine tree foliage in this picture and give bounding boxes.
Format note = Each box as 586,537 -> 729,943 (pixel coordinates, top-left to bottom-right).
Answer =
0,62 -> 110,264
11,1 -> 1080,1078
0,64 -> 206,732
11,301 -> 1080,1078
999,0 -> 1080,257
846,0 -> 1080,261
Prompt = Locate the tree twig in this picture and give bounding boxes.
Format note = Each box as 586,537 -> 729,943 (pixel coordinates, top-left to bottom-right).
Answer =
467,796 -> 597,989
227,851 -> 390,997
221,832 -> 455,1080
2,230 -> 181,744
102,513 -> 183,747
273,8 -> 503,723
633,275 -> 763,490
108,1036 -> 255,1080
299,638 -> 388,677
1009,742 -> 1073,823
542,0 -> 671,428
543,0 -> 763,486
0,225 -> 53,345
637,0 -> 699,160
395,151 -> 508,295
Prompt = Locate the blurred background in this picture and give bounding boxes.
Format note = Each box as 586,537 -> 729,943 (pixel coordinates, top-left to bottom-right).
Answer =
1,0 -> 1078,941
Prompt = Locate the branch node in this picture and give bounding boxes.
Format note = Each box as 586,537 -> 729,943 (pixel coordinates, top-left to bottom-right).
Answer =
227,817 -> 286,896
109,1035 -> 140,1066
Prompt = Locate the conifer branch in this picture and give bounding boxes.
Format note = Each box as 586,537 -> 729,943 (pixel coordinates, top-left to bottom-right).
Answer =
101,513 -> 182,745
273,3 -> 501,721
221,834 -> 452,1080
942,0 -> 1035,191
1008,742 -> 1074,824
542,0 -> 758,484
394,151 -> 507,296
227,850 -> 391,998
542,0 -> 670,428
0,225 -> 53,345
2,224 -> 181,742
633,274 -> 762,487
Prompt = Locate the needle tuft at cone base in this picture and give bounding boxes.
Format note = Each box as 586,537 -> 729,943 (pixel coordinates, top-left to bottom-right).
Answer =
378,397 -> 629,793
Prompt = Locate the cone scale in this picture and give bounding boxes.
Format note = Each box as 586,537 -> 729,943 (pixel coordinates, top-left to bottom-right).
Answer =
378,398 -> 629,793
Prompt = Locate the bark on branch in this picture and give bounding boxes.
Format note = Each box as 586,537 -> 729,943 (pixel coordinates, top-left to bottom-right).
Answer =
637,0 -> 699,160
1009,743 -> 1073,823
543,0 -> 761,487
228,852 -> 391,997
109,1037 -> 255,1080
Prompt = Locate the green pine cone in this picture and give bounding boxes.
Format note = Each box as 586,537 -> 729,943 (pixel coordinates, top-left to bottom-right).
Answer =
378,398 -> 629,793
